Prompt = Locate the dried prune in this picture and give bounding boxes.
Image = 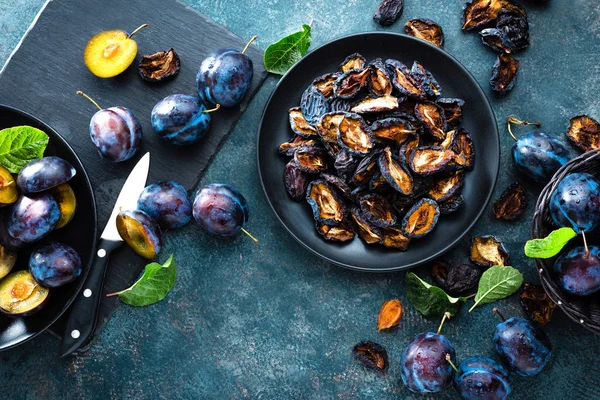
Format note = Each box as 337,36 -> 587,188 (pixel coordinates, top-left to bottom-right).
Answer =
415,101 -> 447,141
350,207 -> 383,244
452,129 -> 475,170
381,227 -> 411,250
351,95 -> 399,114
437,98 -> 465,127
432,260 -> 482,295
378,299 -> 404,331
520,283 -> 556,325
373,0 -> 404,26
317,111 -> 346,143
320,173 -> 353,200
409,146 -> 460,176
301,85 -> 330,126
462,0 -> 525,31
385,59 -> 427,100
440,129 -> 459,150
312,73 -> 340,99
293,147 -> 328,173
370,172 -> 390,193
490,54 -> 519,93
353,341 -> 388,372
337,113 -> 375,155
334,68 -> 371,99
400,135 -> 420,160
359,193 -> 398,228
330,98 -> 352,112
371,117 -> 417,145
497,9 -> 529,51
480,28 -> 516,53
278,136 -> 321,156
379,147 -> 413,195
335,150 -> 360,181
339,53 -> 367,73
306,180 -> 346,225
493,183 -> 527,221
284,161 -> 309,201
138,48 -> 180,82
369,59 -> 393,96
429,171 -> 464,202
405,19 -> 444,48
470,235 -> 509,267
289,107 -> 318,137
322,140 -> 341,158
411,62 -> 442,99
316,220 -> 355,242
566,115 -> 600,152
395,99 -> 419,117
439,194 -> 464,214
401,198 -> 440,238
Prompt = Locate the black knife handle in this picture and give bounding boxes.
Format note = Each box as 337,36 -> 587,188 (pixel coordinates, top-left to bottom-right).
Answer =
60,238 -> 122,357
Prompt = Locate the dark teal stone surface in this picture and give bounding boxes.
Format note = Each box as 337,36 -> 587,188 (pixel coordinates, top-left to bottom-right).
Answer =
1,0 -> 600,398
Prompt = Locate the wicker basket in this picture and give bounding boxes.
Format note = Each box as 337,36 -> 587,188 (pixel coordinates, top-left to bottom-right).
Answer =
531,149 -> 600,334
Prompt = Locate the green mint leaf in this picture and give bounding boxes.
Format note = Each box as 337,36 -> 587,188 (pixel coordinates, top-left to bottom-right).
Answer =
264,24 -> 312,75
117,255 -> 177,306
525,227 -> 578,259
406,272 -> 466,317
469,266 -> 523,312
0,126 -> 49,173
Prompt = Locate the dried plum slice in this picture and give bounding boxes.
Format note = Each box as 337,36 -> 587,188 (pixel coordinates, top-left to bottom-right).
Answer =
289,107 -> 318,138
352,341 -> 388,372
322,140 -> 341,158
497,9 -> 529,51
334,68 -> 371,99
452,129 -> 475,170
396,99 -> 419,117
284,161 -> 309,201
385,59 -> 427,100
429,171 -> 464,202
279,136 -> 321,156
138,48 -> 180,82
317,112 -> 346,143
470,235 -> 509,267
373,0 -> 404,26
379,147 -> 413,195
320,173 -> 353,200
337,113 -> 375,156
480,28 -> 516,53
351,95 -> 399,114
358,193 -> 398,228
401,198 -> 440,238
490,54 -> 519,93
436,98 -> 465,127
329,98 -> 352,112
350,207 -> 383,244
432,260 -> 482,295
339,53 -> 367,73
369,172 -> 390,193
520,283 -> 556,325
439,194 -> 464,214
312,73 -> 340,99
415,101 -> 447,141
369,60 -> 394,96
411,62 -> 442,99
440,129 -> 458,150
306,180 -> 346,226
293,147 -> 329,173
371,118 -> 417,145
409,146 -> 460,176
493,183 -> 527,221
334,150 -> 360,181
405,19 -> 445,48
462,0 -> 525,31
301,85 -> 331,126
400,135 -> 420,160
381,227 -> 411,250
566,115 -> 600,152
352,149 -> 383,185
316,220 -> 355,242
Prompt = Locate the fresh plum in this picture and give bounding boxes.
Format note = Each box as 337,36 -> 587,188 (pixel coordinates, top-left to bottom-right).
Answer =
137,181 -> 192,230
29,242 -> 82,288
17,156 -> 75,193
116,209 -> 162,259
549,172 -> 600,234
554,245 -> 600,296
8,194 -> 60,243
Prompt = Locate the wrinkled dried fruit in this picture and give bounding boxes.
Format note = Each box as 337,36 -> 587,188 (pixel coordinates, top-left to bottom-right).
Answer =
293,147 -> 328,173
284,161 -> 309,201
493,183 -> 527,221
369,172 -> 390,193
437,98 -> 465,127
470,235 -> 509,267
353,341 -> 388,372
316,220 -> 355,242
432,260 -> 482,295
370,117 -> 417,145
385,59 -> 426,100
439,194 -> 464,214
289,107 -> 319,137
381,227 -> 411,250
334,68 -> 371,99
377,299 -> 404,330
490,53 -> 519,93
379,147 -> 413,195
415,101 -> 447,140
480,28 -> 516,53
520,283 -> 556,325
278,136 -> 321,156
317,111 -> 346,143
359,193 -> 397,228
411,62 -> 442,99
301,85 -> 331,126
320,173 -> 353,200
340,53 -> 367,73
405,19 -> 445,48
401,198 -> 440,238
306,180 -> 346,225
462,0 -> 525,31
330,98 -> 352,112
452,129 -> 475,170
400,135 -> 420,160
429,171 -> 464,202
337,113 -> 375,155
566,115 -> 600,152
440,129 -> 459,150
409,146 -> 460,176
351,95 -> 399,114
312,73 -> 340,99
497,9 -> 529,51
335,150 -> 360,181
373,0 -> 404,26
322,140 -> 341,158
351,207 -> 383,244
369,59 -> 394,96
138,48 -> 180,82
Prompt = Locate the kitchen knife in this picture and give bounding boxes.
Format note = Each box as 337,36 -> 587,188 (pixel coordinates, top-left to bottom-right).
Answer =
60,153 -> 150,357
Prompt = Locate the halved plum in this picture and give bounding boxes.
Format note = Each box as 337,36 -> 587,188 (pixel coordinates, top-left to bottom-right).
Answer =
116,209 -> 163,259
0,165 -> 18,206
0,244 -> 17,280
0,270 -> 50,316
53,183 -> 77,229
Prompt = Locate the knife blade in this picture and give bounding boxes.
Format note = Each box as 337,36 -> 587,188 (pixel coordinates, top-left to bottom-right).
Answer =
60,153 -> 150,357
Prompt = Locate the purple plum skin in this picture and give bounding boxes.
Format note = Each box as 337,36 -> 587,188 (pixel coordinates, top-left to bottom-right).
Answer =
400,332 -> 456,393
193,184 -> 249,237
151,94 -> 210,146
89,106 -> 142,162
549,172 -> 600,234
17,156 -> 76,194
8,194 -> 60,243
454,356 -> 511,400
511,131 -> 571,182
137,181 -> 192,230
0,212 -> 25,251
29,242 -> 82,288
554,245 -> 600,296
196,48 -> 253,107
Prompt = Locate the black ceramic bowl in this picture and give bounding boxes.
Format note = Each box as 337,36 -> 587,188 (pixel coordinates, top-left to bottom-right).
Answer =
0,105 -> 97,350
257,33 -> 499,272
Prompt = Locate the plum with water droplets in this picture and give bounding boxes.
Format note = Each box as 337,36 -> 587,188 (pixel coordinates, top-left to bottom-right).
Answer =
549,172 -> 600,234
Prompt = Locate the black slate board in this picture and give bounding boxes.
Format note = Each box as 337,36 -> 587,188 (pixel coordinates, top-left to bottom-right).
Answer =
0,0 -> 266,347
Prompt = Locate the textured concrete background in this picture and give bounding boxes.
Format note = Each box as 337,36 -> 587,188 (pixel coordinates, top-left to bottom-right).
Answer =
1,0 -> 600,399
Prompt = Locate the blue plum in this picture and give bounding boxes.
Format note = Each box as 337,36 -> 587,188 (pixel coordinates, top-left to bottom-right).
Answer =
512,131 -> 571,182
549,172 -> 600,234
8,194 -> 60,243
0,212 -> 26,251
137,181 -> 192,230
29,242 -> 82,288
453,356 -> 511,400
116,210 -> 162,259
493,311 -> 551,376
196,36 -> 256,107
554,245 -> 600,296
17,156 -> 76,194
193,184 -> 249,237
151,94 -> 216,146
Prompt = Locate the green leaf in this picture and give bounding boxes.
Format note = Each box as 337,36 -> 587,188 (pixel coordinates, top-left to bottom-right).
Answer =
0,126 -> 49,173
116,255 -> 177,306
263,24 -> 312,75
469,266 -> 523,312
406,272 -> 466,317
525,227 -> 578,259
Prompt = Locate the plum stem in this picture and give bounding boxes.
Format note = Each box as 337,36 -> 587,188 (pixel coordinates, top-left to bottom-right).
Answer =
507,115 -> 541,141
241,35 -> 258,55
203,104 -> 221,114
76,91 -> 102,111
582,230 -> 590,259
493,307 -> 506,322
106,291 -> 120,297
128,24 -> 149,39
445,353 -> 459,373
241,228 -> 259,243
437,311 -> 451,335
